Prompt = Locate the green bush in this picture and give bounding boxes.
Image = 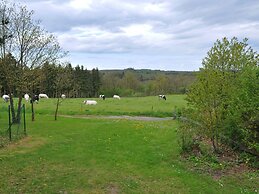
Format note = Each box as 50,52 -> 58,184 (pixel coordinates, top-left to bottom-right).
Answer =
179,37 -> 259,161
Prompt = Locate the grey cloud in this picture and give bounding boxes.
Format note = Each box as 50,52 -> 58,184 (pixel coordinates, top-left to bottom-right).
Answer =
18,0 -> 173,32
11,0 -> 259,70
15,0 -> 259,34
173,0 -> 259,25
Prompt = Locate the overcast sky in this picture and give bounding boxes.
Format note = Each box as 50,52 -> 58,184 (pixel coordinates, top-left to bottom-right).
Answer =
15,0 -> 259,71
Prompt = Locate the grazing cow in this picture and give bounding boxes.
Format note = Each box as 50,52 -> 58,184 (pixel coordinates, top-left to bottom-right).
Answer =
2,94 -> 10,102
99,94 -> 105,100
158,95 -> 166,100
30,95 -> 39,104
24,93 -> 30,102
39,93 -> 49,98
61,94 -> 66,99
113,95 -> 120,100
83,100 -> 97,105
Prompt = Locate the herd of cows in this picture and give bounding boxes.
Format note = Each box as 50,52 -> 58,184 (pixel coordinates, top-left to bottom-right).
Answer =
2,93 -> 55,103
2,94 -> 167,104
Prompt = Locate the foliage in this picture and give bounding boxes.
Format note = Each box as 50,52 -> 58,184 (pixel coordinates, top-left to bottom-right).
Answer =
100,69 -> 197,97
179,37 -> 259,157
0,1 -> 66,123
177,108 -> 202,154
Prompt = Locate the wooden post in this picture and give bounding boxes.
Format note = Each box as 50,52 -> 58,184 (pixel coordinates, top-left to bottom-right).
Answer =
23,104 -> 27,135
8,105 -> 11,141
31,101 -> 35,121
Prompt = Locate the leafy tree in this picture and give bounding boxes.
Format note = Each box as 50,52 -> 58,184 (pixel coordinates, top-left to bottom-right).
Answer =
153,74 -> 170,94
41,62 -> 58,97
121,71 -> 140,95
100,72 -> 121,97
92,68 -> 101,97
181,37 -> 259,155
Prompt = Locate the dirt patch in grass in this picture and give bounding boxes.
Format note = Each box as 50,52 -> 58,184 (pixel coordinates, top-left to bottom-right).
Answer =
209,150 -> 257,180
0,136 -> 46,155
106,183 -> 120,194
182,149 -> 258,183
210,162 -> 255,180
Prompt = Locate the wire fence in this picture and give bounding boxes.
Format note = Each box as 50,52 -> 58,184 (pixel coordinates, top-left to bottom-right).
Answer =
0,104 -> 27,147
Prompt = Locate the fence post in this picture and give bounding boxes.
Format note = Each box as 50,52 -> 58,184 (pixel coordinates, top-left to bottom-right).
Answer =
8,105 -> 12,141
23,104 -> 27,136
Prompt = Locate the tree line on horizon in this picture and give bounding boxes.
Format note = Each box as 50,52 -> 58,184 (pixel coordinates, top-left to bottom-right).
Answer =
0,60 -> 101,98
99,69 -> 196,97
0,60 -> 197,99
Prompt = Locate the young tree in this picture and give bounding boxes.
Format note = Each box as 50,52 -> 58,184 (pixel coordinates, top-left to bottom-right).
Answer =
54,65 -> 68,121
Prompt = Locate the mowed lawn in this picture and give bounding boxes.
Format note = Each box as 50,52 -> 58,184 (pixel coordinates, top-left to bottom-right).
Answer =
0,95 -> 257,193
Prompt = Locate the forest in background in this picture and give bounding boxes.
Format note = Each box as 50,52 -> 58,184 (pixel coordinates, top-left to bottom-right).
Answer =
100,68 -> 197,97
1,63 -> 197,98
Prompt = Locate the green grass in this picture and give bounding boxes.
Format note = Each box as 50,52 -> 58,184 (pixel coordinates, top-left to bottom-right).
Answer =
0,95 -> 258,193
23,94 -> 187,117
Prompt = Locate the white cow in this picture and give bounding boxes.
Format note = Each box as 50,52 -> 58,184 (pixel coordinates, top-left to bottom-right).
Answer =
39,93 -> 49,98
83,100 -> 97,105
24,93 -> 30,102
61,94 -> 66,99
2,94 -> 10,102
113,95 -> 121,100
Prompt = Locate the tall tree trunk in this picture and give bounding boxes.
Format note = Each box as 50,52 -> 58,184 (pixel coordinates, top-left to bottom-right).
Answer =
15,96 -> 23,123
9,94 -> 17,123
31,101 -> 35,121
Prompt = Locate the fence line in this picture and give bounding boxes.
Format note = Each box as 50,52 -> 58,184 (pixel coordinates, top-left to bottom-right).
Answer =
0,104 -> 27,147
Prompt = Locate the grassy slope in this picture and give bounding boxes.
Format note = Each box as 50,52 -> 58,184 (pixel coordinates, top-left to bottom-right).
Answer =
0,116 -> 257,193
0,95 -> 257,193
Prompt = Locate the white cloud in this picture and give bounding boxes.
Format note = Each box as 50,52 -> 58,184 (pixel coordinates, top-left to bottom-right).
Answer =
120,24 -> 153,37
69,0 -> 93,11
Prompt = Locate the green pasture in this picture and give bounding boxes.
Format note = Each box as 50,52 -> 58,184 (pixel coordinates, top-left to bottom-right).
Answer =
0,95 -> 257,193
24,94 -> 186,117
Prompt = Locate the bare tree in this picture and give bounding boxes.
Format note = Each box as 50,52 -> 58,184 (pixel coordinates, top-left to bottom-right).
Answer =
0,1 -> 67,122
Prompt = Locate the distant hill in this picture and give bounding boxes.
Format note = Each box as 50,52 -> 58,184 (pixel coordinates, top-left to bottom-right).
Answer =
99,68 -> 198,95
100,68 -> 198,82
